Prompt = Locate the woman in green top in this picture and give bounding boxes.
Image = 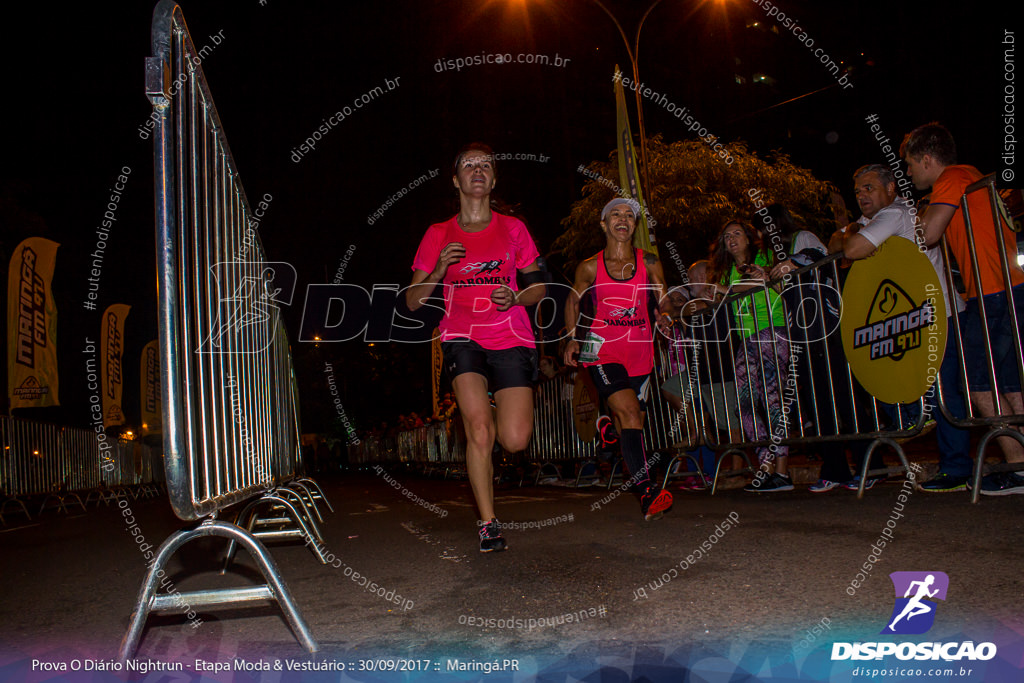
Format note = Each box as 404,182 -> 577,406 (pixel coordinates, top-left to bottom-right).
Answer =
708,220 -> 793,492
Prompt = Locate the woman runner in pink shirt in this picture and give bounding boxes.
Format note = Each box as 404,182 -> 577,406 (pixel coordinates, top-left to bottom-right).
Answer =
406,143 -> 546,552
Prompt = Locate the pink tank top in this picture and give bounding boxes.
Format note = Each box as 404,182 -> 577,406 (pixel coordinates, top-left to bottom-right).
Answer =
579,249 -> 654,376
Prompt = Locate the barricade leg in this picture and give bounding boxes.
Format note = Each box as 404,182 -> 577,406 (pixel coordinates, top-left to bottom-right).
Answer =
661,452 -> 703,490
605,457 -> 625,490
1,497 -> 31,525
534,462 -> 560,486
856,437 -> 913,499
222,494 -> 327,573
223,499 -> 269,573
293,478 -> 333,515
274,487 -> 325,541
710,448 -> 753,495
39,492 -> 86,516
287,481 -> 323,523
119,519 -> 318,660
574,460 -> 600,488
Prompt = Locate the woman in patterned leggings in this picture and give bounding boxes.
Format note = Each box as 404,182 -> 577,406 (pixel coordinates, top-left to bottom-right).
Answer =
708,220 -> 794,493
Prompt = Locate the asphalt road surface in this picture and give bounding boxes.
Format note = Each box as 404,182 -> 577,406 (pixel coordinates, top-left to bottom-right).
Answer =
1,469 -> 1022,681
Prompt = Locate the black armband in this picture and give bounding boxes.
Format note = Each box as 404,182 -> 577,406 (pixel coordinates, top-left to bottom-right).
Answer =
522,270 -> 547,285
522,257 -> 549,285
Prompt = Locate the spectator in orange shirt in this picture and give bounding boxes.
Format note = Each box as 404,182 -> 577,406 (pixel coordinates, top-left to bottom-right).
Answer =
904,122 -> 1024,495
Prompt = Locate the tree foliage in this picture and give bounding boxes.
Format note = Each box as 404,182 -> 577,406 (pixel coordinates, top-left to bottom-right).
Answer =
554,135 -> 842,282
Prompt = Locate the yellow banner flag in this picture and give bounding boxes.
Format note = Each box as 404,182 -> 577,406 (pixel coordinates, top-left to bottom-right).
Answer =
101,304 -> 131,428
140,339 -> 162,435
8,237 -> 60,409
614,65 -> 656,255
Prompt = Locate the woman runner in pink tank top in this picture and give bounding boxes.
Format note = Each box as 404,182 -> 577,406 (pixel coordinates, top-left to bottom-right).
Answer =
563,198 -> 675,521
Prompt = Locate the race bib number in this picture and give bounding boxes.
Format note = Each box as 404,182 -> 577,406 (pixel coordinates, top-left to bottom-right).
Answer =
578,332 -> 605,364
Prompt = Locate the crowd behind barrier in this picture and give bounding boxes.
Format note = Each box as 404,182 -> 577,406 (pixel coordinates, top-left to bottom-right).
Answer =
0,416 -> 164,521
659,252 -> 926,489
353,177 -> 1024,498
939,175 -> 1024,500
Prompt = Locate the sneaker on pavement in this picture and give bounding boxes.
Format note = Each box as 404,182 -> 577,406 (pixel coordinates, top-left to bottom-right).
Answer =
677,475 -> 699,490
979,471 -> 1024,496
808,479 -> 844,493
842,475 -> 883,491
919,472 -> 969,492
641,488 -> 673,521
895,418 -> 937,444
744,472 -> 771,492
478,518 -> 507,553
747,472 -> 794,492
678,475 -> 712,491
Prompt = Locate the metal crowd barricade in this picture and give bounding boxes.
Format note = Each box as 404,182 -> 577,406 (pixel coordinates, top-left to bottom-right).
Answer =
933,174 -> 1024,502
84,439 -> 164,506
663,254 -> 926,496
0,416 -> 164,522
121,0 -> 325,658
527,370 -> 602,485
347,419 -> 468,478
515,253 -> 932,497
0,416 -> 89,515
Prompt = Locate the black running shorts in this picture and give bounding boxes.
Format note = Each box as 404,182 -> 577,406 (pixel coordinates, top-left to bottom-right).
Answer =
587,363 -> 651,410
442,339 -> 538,392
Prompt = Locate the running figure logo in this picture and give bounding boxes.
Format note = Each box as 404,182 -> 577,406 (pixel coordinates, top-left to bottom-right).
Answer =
609,306 -> 638,318
199,261 -> 296,354
881,571 -> 949,635
460,259 -> 504,275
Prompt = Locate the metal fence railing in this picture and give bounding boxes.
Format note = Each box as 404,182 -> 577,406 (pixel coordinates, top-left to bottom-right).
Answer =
662,254 -> 924,494
121,0 -> 326,659
938,174 -> 1024,501
349,420 -> 468,468
0,417 -> 163,521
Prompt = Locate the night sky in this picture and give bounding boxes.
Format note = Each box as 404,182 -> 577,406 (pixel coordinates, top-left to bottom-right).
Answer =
2,0 -> 1016,431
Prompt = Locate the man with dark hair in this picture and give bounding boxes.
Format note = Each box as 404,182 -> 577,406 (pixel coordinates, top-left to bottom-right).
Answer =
904,122 -> 1024,495
837,161 -> 972,492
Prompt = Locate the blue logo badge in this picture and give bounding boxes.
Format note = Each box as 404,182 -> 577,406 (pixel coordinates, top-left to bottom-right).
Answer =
881,571 -> 949,635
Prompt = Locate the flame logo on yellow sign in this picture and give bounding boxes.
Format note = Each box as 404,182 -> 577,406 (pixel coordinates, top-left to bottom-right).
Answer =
852,280 -> 936,362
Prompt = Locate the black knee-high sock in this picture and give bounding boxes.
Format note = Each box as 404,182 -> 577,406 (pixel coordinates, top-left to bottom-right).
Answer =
620,428 -> 651,492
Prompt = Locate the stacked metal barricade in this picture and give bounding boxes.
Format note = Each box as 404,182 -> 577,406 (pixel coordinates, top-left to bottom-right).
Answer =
120,0 -> 330,658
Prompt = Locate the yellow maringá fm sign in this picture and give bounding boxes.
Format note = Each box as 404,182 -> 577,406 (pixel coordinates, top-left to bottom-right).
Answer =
840,238 -> 947,404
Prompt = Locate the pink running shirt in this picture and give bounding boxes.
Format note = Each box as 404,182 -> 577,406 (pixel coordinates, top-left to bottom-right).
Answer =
412,212 -> 540,350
